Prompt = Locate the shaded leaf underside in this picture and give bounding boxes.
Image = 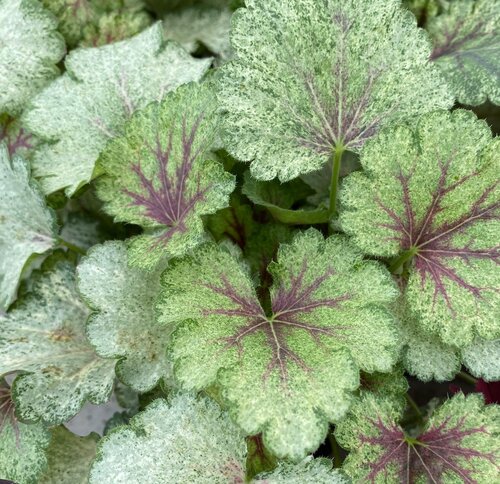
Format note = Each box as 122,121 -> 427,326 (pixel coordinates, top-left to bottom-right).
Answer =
361,414 -> 497,483
376,156 -> 499,313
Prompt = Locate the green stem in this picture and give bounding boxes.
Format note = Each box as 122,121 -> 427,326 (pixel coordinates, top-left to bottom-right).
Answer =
405,393 -> 423,422
58,238 -> 86,256
328,432 -> 343,468
328,144 -> 345,217
457,370 -> 478,386
389,246 -> 418,274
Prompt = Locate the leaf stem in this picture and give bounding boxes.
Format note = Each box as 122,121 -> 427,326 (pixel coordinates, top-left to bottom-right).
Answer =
57,238 -> 86,256
328,432 -> 343,468
457,370 -> 477,386
389,246 -> 418,273
405,393 -> 423,423
328,144 -> 345,217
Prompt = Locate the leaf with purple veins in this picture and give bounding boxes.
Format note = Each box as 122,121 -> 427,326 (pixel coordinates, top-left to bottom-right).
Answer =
157,228 -> 399,460
427,0 -> 500,105
218,0 -> 452,181
0,381 -> 51,484
335,392 -> 500,484
341,110 -> 500,348
97,81 -> 235,269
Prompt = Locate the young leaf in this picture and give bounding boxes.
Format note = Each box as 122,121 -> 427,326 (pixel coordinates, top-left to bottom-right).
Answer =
77,241 -> 172,392
41,0 -> 151,48
341,110 -> 499,348
0,382 -> 51,484
163,5 -> 232,60
0,143 -> 58,310
96,81 -> 235,269
335,392 -> 500,483
253,457 -> 348,483
89,394 -> 248,483
22,24 -> 212,196
158,229 -> 400,459
218,0 -> 452,181
428,0 -> 500,105
39,427 -> 98,484
0,0 -> 65,116
0,256 -> 116,424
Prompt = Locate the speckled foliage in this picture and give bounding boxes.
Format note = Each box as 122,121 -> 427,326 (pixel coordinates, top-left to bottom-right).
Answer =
0,256 -> 116,424
0,0 -> 65,116
89,394 -> 248,483
157,229 -> 399,460
0,143 -> 58,311
428,0 -> 500,105
96,81 -> 235,269
335,392 -> 500,483
0,382 -> 51,484
77,241 -> 172,392
341,110 -> 499,349
23,24 -> 212,196
218,0 -> 452,181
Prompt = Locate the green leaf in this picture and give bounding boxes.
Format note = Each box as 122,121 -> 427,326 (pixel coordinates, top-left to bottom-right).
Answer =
42,0 -> 151,48
89,394 -> 248,483
22,24 -> 212,196
59,211 -> 106,252
163,5 -> 232,60
253,457 -> 348,483
0,256 -> 116,424
96,81 -> 235,269
341,110 -> 499,348
39,427 -> 98,484
242,172 -> 329,225
335,392 -> 500,483
158,229 -> 399,459
462,338 -> 500,382
359,367 -> 408,404
0,0 -> 65,116
428,0 -> 500,105
77,241 -> 172,392
0,143 -> 58,310
0,381 -> 51,484
0,115 -> 38,159
218,0 -> 452,182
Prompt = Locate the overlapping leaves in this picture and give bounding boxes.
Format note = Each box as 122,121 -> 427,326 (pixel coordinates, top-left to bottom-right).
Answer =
341,110 -> 499,348
0,255 -> 116,424
218,0 -> 452,181
158,229 -> 399,459
97,81 -> 235,269
335,392 -> 500,483
23,23 -> 212,196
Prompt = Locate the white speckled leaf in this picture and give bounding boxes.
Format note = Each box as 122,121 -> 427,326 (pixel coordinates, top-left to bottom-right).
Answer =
218,0 -> 452,181
96,81 -> 235,269
77,241 -> 172,392
462,338 -> 500,381
253,457 -> 348,483
23,23 -> 212,196
89,394 -> 248,484
341,110 -> 500,348
428,0 -> 500,105
39,426 -> 98,484
163,6 -> 232,60
0,383 -> 50,484
335,392 -> 500,483
0,0 -> 65,116
0,143 -> 57,311
0,256 -> 116,424
158,229 -> 399,460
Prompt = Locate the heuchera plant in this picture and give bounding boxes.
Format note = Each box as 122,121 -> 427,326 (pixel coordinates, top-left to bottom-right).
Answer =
0,0 -> 498,482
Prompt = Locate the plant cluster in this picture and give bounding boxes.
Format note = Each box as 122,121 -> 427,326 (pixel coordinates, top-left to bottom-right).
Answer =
0,0 -> 499,482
